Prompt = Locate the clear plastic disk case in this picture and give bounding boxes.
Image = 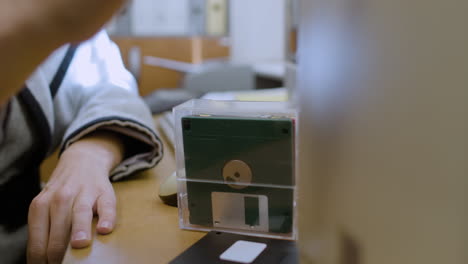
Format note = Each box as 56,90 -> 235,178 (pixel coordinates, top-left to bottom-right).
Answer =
174,99 -> 298,240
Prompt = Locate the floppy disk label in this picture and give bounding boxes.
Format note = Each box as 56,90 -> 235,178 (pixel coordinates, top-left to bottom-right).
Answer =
212,192 -> 269,232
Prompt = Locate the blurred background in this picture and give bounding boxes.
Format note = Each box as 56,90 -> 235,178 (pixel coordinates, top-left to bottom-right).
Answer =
105,0 -> 298,101
107,1 -> 468,263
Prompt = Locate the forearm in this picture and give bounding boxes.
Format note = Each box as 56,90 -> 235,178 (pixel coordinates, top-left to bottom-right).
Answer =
0,0 -> 127,106
0,3 -> 64,105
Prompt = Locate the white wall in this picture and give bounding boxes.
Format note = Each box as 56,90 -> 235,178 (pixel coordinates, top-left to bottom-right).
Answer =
230,0 -> 287,63
131,0 -> 190,36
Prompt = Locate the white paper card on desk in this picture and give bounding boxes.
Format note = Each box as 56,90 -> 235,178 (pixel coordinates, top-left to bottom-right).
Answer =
220,240 -> 267,263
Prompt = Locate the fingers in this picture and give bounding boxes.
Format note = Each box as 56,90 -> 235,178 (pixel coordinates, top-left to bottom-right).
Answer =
28,187 -> 77,264
96,192 -> 116,235
47,188 -> 75,264
27,180 -> 117,264
70,195 -> 94,249
27,193 -> 51,264
70,187 -> 116,248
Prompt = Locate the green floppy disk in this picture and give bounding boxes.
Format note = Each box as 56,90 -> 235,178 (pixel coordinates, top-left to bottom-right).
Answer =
182,115 -> 295,234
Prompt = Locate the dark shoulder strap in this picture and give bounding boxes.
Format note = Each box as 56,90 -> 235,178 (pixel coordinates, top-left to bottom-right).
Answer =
49,44 -> 79,98
17,87 -> 52,163
16,45 -> 78,162
16,44 -> 79,161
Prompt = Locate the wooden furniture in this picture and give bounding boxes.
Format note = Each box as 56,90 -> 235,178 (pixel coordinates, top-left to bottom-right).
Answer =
289,29 -> 297,54
61,116 -> 205,264
111,36 -> 230,96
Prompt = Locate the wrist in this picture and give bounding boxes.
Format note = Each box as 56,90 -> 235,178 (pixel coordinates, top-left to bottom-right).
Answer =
61,131 -> 125,174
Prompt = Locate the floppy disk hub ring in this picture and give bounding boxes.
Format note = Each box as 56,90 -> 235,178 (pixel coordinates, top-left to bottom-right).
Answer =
222,160 -> 252,189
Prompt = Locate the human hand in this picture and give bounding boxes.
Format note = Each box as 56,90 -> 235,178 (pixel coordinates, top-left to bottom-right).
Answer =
27,131 -> 124,264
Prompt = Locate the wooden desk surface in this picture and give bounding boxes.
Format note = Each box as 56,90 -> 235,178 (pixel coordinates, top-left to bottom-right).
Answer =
62,119 -> 205,264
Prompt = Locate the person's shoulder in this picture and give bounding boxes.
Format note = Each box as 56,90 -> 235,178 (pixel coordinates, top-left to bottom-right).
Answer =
85,30 -> 112,50
31,45 -> 69,84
